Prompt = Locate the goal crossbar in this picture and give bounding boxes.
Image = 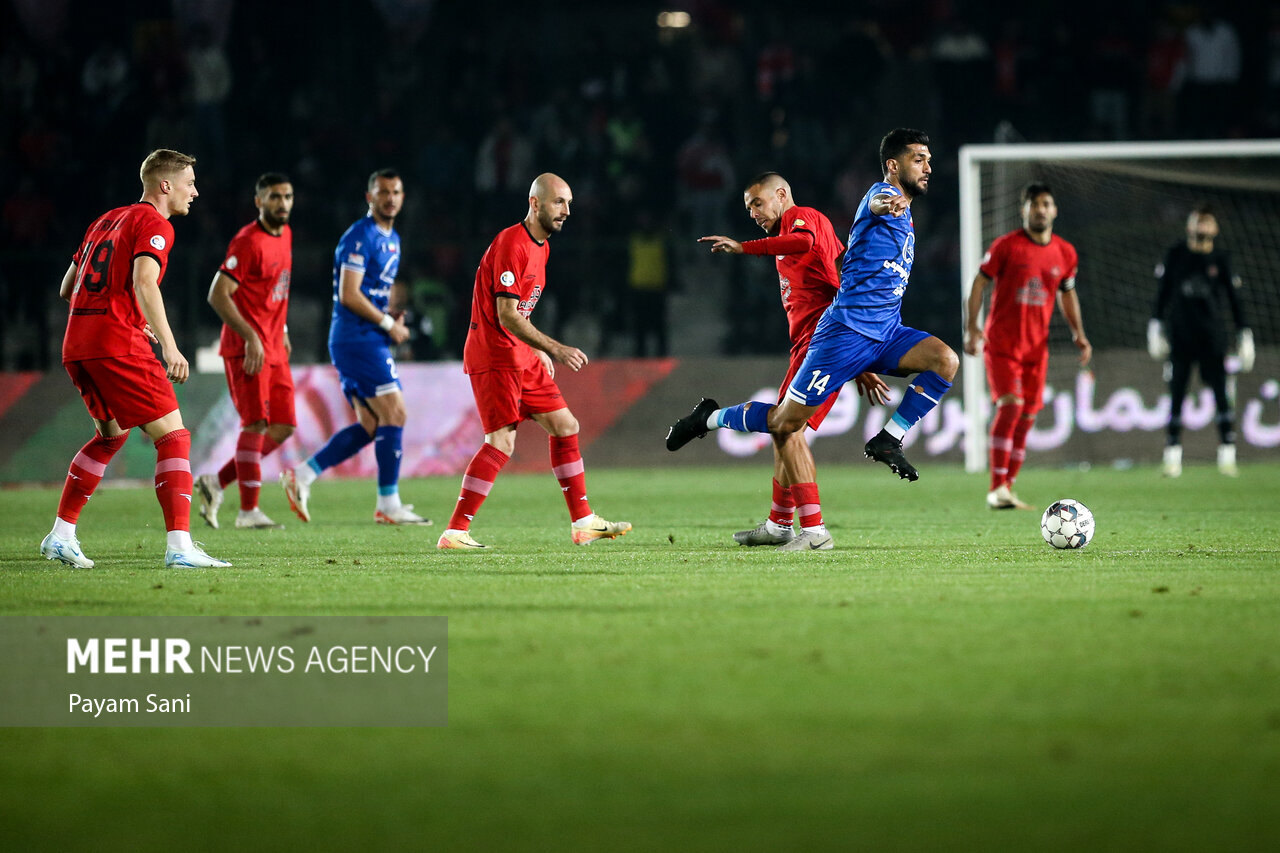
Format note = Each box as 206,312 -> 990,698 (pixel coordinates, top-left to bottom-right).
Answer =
958,138 -> 1280,472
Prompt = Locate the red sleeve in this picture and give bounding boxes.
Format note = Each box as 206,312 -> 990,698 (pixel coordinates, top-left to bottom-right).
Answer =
218,229 -> 252,282
490,234 -> 527,299
742,232 -> 814,255
978,234 -> 1006,280
132,216 -> 174,283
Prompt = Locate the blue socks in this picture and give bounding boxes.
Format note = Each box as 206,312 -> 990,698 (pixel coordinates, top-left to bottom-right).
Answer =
716,401 -> 773,434
309,423 -> 373,474
374,425 -> 404,495
888,371 -> 952,436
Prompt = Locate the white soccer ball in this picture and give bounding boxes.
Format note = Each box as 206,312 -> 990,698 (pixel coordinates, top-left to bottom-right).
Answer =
1040,499 -> 1095,550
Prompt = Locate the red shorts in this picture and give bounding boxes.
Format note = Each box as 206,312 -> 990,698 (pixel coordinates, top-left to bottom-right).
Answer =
65,355 -> 178,429
780,349 -> 838,431
224,357 -> 296,427
469,363 -> 566,434
985,349 -> 1049,414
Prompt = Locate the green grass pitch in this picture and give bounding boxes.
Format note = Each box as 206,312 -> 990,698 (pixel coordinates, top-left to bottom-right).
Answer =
2,461 -> 1279,851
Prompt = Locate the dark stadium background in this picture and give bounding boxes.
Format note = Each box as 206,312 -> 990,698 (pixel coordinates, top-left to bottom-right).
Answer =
1,0 -> 1271,371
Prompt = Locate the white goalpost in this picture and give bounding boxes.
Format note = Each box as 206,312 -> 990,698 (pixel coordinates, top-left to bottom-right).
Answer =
958,138 -> 1280,473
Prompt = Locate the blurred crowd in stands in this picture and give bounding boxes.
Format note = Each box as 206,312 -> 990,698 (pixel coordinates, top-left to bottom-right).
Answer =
2,0 -> 1275,369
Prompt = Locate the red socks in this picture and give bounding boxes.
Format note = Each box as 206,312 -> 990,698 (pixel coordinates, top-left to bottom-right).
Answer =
989,403 -> 1020,490
231,431 -> 265,511
791,481 -> 823,529
447,443 -> 510,531
218,432 -> 282,493
56,432 -> 129,523
768,478 -> 795,528
1007,415 -> 1036,486
154,429 -> 193,533
550,434 -> 592,522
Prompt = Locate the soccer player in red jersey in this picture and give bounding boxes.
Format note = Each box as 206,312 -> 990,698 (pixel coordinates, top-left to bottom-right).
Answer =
697,172 -> 888,549
40,149 -> 231,569
438,173 -> 631,550
964,183 -> 1091,510
195,173 -> 296,530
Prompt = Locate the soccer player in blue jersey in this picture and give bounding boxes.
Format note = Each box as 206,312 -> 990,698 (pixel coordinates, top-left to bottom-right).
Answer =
667,129 -> 959,550
280,169 -> 430,525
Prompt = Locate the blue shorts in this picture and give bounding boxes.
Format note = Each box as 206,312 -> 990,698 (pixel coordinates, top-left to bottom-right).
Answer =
785,314 -> 929,407
330,342 -> 402,406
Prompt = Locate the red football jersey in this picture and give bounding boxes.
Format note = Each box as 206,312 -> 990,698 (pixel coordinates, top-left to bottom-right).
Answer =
464,223 -> 549,373
63,202 -> 175,362
776,205 -> 843,354
217,220 -> 293,364
979,230 -> 1078,358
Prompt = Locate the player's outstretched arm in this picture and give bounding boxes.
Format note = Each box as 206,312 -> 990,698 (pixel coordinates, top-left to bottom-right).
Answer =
870,192 -> 909,217
495,296 -> 587,372
132,257 -> 188,384
698,235 -> 743,254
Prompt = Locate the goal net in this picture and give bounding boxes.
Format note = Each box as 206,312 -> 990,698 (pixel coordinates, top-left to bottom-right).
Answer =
958,139 -> 1280,472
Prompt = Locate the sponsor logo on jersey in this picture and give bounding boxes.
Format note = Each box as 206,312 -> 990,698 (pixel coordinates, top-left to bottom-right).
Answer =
1015,277 -> 1049,307
225,255 -> 238,270
500,271 -> 516,288
518,285 -> 543,317
150,234 -> 167,251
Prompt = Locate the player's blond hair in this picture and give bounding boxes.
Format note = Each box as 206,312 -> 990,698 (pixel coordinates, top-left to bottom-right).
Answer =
140,149 -> 197,188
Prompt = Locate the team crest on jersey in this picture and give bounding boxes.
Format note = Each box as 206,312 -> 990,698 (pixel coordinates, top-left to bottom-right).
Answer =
150,235 -> 166,251
794,219 -> 805,227
903,232 -> 915,266
500,271 -> 516,288
225,255 -> 238,270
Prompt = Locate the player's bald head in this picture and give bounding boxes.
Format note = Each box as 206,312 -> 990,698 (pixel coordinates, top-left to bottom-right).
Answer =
529,173 -> 571,202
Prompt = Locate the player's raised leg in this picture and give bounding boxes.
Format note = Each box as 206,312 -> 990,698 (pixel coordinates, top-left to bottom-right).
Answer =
665,397 -> 720,451
865,333 -> 957,481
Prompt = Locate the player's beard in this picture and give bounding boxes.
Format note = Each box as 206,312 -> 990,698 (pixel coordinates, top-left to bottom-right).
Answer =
262,209 -> 289,229
538,208 -> 564,234
901,175 -> 929,198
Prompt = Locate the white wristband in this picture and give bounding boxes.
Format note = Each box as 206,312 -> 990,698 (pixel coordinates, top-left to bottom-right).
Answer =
378,314 -> 395,332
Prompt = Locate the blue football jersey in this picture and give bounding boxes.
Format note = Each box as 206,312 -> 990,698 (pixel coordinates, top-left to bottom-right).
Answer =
329,215 -> 401,347
828,181 -> 916,341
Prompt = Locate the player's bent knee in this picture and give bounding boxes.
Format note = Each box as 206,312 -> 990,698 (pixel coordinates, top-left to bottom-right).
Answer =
936,346 -> 960,380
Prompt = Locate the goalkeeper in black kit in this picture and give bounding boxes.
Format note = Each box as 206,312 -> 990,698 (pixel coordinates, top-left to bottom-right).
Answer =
1147,204 -> 1254,477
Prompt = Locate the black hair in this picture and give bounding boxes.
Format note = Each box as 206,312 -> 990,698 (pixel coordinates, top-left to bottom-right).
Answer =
256,172 -> 291,193
368,168 -> 401,191
879,128 -> 930,177
1021,182 -> 1053,204
745,171 -> 784,192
